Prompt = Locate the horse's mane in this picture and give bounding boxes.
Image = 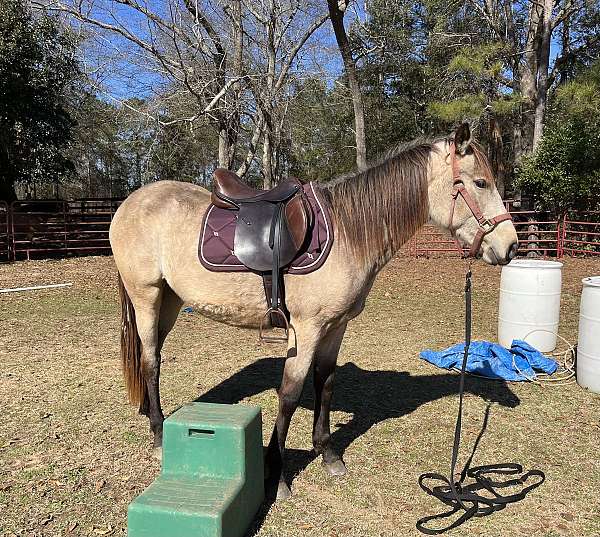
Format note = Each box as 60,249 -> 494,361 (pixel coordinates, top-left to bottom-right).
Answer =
321,139 -> 436,267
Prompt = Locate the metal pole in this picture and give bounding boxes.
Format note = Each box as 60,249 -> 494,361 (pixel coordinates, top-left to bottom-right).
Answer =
0,283 -> 72,293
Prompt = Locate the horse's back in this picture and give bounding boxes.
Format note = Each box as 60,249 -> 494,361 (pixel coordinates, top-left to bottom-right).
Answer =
110,181 -> 211,282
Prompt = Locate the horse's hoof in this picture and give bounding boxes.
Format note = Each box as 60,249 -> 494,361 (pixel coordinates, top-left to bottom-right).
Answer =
276,481 -> 292,500
152,446 -> 163,461
323,459 -> 347,476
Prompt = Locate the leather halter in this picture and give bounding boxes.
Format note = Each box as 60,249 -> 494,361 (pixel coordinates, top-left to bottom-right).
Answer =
448,142 -> 512,258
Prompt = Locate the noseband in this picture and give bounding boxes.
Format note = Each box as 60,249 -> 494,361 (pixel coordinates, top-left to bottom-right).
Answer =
447,142 -> 512,258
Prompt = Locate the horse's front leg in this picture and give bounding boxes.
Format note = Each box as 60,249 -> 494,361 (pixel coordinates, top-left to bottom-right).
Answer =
266,322 -> 320,500
312,323 -> 347,476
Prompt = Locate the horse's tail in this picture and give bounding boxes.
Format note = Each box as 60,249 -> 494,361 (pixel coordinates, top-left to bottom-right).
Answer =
118,273 -> 146,410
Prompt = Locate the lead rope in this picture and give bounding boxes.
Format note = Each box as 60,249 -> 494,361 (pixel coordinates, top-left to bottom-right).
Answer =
416,268 -> 546,535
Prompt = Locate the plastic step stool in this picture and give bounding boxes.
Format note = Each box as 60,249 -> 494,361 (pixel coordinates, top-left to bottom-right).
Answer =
128,402 -> 264,537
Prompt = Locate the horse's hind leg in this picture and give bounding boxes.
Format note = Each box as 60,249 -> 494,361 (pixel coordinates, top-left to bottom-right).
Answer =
137,285 -> 182,457
121,277 -> 182,454
128,284 -> 166,449
312,323 -> 347,476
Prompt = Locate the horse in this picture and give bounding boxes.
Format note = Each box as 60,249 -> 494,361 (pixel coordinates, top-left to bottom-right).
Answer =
109,123 -> 518,500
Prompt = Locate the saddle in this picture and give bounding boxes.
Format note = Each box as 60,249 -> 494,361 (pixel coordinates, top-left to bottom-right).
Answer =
211,169 -> 311,341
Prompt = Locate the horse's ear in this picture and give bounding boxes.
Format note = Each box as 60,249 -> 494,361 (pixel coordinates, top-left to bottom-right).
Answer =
454,122 -> 472,155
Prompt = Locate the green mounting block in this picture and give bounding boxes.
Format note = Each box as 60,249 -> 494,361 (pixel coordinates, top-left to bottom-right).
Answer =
128,402 -> 264,537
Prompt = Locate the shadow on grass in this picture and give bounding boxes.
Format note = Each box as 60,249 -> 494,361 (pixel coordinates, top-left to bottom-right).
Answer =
195,358 -> 520,536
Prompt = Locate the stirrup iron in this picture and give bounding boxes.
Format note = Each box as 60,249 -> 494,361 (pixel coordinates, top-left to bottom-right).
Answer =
259,308 -> 289,343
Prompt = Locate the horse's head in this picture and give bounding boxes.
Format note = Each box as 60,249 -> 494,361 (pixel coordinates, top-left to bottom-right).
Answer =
428,123 -> 518,265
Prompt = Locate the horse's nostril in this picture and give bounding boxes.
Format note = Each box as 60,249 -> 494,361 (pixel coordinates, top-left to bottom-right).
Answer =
507,241 -> 518,260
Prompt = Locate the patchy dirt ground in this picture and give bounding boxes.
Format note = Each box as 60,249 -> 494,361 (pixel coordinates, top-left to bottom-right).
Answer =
1,255 -> 599,537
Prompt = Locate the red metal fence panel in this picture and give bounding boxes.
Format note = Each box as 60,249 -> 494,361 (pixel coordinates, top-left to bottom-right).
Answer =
562,213 -> 600,256
409,210 -> 575,259
510,210 -> 561,258
9,199 -> 121,261
0,201 -> 10,262
403,223 -> 465,258
1,197 -> 599,262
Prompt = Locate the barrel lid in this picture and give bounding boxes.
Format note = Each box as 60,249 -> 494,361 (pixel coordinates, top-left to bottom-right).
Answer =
582,276 -> 600,288
505,259 -> 563,269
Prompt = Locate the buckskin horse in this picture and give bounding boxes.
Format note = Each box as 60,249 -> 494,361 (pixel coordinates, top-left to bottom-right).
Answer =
109,123 -> 518,499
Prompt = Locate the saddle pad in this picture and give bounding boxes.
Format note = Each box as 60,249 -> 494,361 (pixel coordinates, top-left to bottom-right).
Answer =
199,182 -> 333,275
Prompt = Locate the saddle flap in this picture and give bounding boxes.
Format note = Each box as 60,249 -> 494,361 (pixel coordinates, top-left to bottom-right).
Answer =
234,203 -> 300,272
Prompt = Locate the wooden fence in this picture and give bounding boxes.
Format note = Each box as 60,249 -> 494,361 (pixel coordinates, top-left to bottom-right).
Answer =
0,197 -> 598,262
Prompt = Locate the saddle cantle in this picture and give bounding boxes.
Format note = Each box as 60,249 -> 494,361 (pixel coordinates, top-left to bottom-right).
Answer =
209,169 -> 312,342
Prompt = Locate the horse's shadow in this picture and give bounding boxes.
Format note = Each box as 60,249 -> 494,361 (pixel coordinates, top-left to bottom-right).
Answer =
195,357 -> 520,534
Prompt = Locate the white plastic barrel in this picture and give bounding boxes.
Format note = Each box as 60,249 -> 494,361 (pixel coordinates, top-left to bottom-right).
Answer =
498,259 -> 563,352
577,276 -> 600,393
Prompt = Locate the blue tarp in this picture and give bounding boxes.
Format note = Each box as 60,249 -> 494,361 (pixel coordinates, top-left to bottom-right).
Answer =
420,340 -> 558,381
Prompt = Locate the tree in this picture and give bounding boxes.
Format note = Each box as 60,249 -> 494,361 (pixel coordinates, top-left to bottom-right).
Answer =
327,0 -> 367,170
0,0 -> 80,201
64,92 -> 220,198
285,77 -> 356,180
432,0 -> 600,157
516,62 -> 600,212
47,0 -> 329,187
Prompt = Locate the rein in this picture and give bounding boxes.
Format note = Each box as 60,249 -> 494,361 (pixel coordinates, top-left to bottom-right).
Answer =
447,142 -> 512,258
416,269 -> 546,534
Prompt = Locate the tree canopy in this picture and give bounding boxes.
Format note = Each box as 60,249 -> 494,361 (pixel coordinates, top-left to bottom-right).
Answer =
0,0 -> 598,211
0,0 -> 80,200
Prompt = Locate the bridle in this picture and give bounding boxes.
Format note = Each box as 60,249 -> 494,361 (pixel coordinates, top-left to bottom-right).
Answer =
448,141 -> 512,258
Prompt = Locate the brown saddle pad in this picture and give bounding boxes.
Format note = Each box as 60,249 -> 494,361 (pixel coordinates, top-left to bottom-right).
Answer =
198,182 -> 333,275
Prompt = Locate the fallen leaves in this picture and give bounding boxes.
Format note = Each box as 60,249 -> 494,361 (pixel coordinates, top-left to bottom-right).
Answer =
39,514 -> 54,525
92,524 -> 114,535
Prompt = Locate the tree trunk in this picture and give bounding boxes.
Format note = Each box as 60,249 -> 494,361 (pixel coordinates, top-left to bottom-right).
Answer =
218,124 -> 232,169
532,0 -> 553,151
262,128 -> 274,189
559,16 -> 571,82
227,0 -> 244,167
327,0 -> 367,171
514,0 -> 542,163
0,180 -> 17,202
488,118 -> 505,197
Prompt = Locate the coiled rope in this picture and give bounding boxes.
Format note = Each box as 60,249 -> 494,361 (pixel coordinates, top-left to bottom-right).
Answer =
416,269 -> 546,535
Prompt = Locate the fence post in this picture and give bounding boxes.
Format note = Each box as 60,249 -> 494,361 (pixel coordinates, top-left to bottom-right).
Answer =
558,214 -> 566,259
63,201 -> 68,257
9,201 -> 16,262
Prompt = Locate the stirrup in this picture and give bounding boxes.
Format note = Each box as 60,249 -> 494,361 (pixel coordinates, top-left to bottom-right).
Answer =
259,308 -> 289,343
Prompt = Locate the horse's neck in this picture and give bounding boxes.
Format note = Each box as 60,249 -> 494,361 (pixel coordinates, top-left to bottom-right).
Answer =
333,160 -> 430,276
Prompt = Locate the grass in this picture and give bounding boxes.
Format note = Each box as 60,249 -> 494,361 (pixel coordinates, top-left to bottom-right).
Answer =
1,255 -> 599,536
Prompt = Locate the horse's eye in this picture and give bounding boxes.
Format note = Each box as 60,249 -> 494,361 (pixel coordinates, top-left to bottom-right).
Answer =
474,179 -> 487,189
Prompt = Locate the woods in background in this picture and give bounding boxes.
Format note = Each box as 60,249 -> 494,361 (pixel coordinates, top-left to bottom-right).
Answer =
2,0 -> 600,212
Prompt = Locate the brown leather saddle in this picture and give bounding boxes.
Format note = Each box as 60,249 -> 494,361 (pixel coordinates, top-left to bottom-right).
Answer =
211,169 -> 311,341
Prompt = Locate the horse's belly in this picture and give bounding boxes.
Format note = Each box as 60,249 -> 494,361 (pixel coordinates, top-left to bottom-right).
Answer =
191,302 -> 264,328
